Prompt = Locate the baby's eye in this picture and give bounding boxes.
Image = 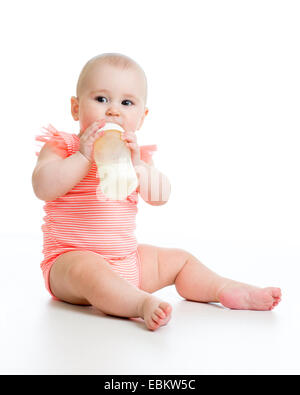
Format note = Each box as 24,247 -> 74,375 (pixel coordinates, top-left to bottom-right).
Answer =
95,96 -> 108,103
122,99 -> 134,106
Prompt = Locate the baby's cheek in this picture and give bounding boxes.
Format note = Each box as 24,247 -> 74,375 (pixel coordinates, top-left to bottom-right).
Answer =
80,105 -> 104,131
125,119 -> 140,133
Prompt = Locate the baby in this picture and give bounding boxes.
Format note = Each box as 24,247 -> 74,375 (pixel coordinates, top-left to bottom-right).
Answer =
32,53 -> 281,331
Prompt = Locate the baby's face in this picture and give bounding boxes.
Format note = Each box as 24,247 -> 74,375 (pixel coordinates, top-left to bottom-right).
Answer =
71,63 -> 148,136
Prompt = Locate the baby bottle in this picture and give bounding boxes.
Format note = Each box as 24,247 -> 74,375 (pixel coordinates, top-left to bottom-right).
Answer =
93,122 -> 139,200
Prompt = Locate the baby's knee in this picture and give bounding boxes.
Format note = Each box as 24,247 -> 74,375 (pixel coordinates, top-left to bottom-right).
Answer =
66,259 -> 87,284
65,251 -> 108,284
171,248 -> 193,263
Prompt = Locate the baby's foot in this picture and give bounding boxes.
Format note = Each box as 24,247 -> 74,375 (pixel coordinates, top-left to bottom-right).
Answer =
139,295 -> 172,331
217,282 -> 281,311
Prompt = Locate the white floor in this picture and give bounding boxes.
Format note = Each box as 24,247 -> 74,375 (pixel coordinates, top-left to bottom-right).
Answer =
0,233 -> 299,375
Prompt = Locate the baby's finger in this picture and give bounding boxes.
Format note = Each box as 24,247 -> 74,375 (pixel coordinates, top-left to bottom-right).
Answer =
126,142 -> 139,150
95,130 -> 105,139
122,132 -> 136,143
94,119 -> 106,132
88,119 -> 106,135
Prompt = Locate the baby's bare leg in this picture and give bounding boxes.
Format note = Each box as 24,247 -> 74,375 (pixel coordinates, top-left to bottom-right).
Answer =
49,250 -> 172,330
138,244 -> 281,310
138,244 -> 224,300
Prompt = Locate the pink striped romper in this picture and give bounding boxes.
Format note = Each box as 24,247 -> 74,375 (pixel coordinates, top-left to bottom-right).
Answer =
35,124 -> 157,300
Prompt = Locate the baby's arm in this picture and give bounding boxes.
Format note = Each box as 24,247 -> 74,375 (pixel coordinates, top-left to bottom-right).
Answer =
32,146 -> 92,201
135,160 -> 171,206
32,119 -> 105,201
121,131 -> 171,205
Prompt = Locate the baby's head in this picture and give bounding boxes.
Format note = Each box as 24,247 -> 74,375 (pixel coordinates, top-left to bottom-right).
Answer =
71,53 -> 149,136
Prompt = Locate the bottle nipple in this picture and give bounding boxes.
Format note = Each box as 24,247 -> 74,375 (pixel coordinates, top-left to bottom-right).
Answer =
93,122 -> 139,200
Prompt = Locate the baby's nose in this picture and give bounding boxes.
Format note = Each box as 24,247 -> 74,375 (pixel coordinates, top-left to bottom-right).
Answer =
106,105 -> 120,116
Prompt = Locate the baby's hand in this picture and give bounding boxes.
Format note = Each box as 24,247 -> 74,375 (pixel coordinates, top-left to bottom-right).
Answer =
79,119 -> 106,162
121,131 -> 141,166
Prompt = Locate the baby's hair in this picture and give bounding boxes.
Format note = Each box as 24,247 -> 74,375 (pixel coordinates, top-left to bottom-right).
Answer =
76,52 -> 148,104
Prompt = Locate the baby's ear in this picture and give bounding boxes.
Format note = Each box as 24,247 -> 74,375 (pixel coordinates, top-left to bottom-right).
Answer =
137,107 -> 149,130
71,96 -> 79,121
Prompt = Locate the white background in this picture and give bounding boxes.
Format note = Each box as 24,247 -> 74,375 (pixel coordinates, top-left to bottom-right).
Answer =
0,0 -> 299,374
0,0 -> 298,243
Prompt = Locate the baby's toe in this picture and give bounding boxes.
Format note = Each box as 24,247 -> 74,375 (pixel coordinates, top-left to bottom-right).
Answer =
275,289 -> 282,299
262,290 -> 273,303
155,308 -> 166,320
147,318 -> 159,331
268,287 -> 281,298
272,297 -> 281,307
160,302 -> 172,316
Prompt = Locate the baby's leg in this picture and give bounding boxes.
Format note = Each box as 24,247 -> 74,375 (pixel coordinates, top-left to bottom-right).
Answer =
49,250 -> 171,331
138,244 -> 281,310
